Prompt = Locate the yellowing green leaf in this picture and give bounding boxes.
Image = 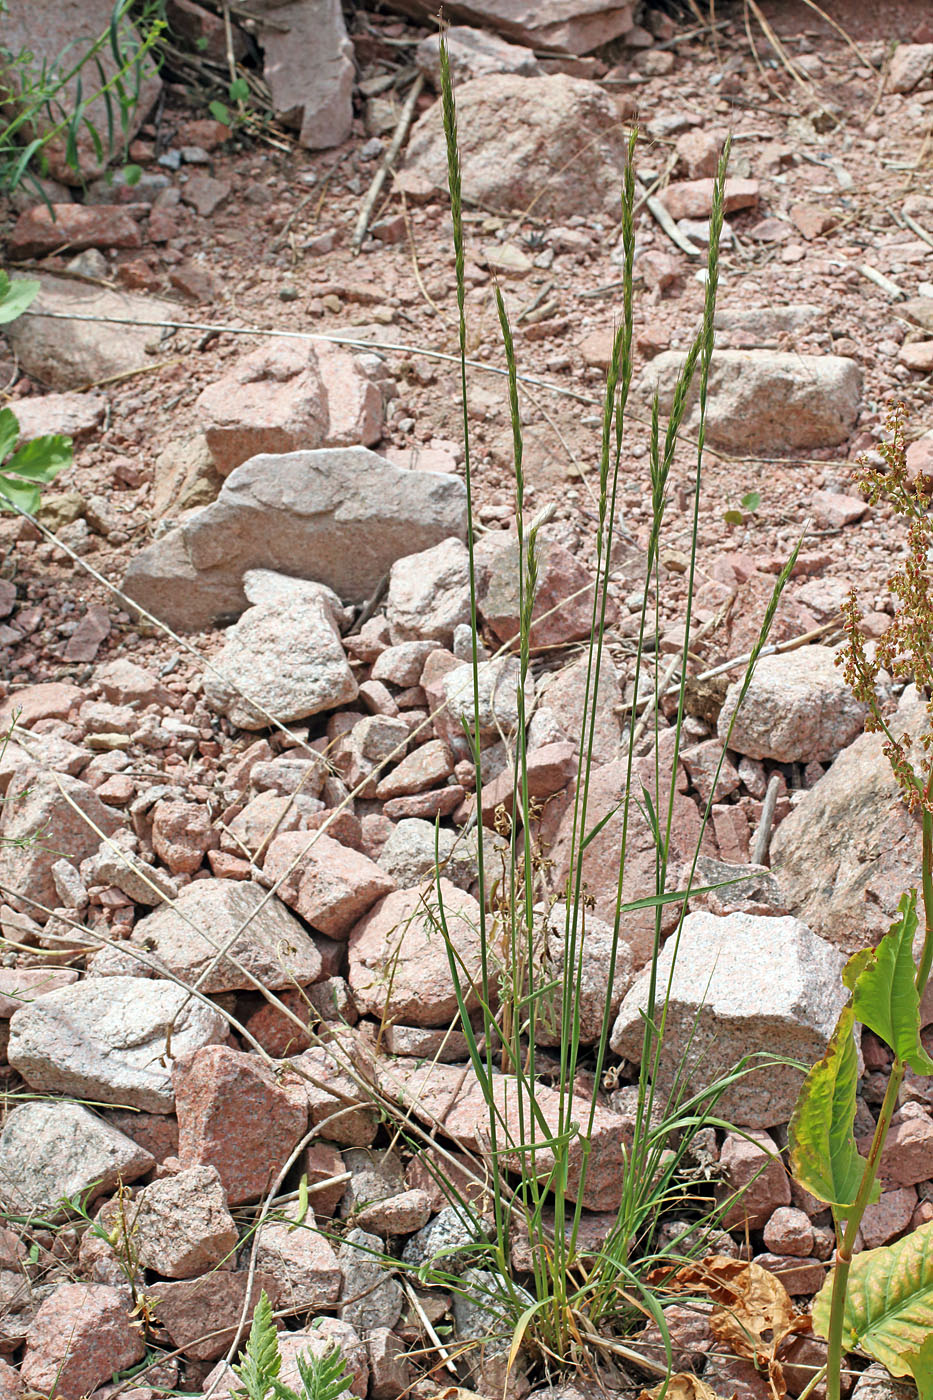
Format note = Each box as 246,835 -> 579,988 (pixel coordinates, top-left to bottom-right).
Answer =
813,1219 -> 933,1391
787,1000 -> 873,1211
902,1333 -> 933,1400
850,891 -> 933,1076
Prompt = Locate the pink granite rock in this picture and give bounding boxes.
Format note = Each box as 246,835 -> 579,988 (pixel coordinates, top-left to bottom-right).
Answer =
196,338 -> 382,475
660,177 -> 759,220
152,799 -> 215,874
262,831 -> 396,938
174,1045 -> 307,1204
762,1205 -> 813,1258
22,1284 -> 145,1400
131,1165 -> 238,1278
254,1203 -> 343,1309
156,1269 -> 272,1360
348,880 -> 484,1027
717,1129 -> 790,1230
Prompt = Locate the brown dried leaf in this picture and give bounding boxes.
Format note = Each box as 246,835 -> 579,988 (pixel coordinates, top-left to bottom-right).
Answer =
646,1254 -> 805,1399
427,1391 -> 488,1400
636,1375 -> 735,1400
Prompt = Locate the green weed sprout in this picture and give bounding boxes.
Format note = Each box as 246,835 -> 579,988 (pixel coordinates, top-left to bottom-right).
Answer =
233,1292 -> 353,1400
0,0 -> 164,196
0,272 -> 71,513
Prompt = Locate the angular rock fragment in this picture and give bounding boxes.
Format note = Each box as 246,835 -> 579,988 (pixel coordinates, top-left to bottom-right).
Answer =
21,1284 -> 145,1400
641,350 -> 861,454
174,1045 -> 308,1204
398,74 -> 629,220
393,0 -> 635,55
196,339 -> 382,475
475,529 -> 615,649
610,911 -> 847,1127
770,696 -> 926,948
384,1058 -> 631,1210
0,762 -> 122,913
255,1203 -> 343,1310
203,587 -> 358,730
348,880 -> 484,1026
259,0 -> 355,149
130,1165 -> 239,1278
262,831 -> 396,938
385,538 -> 471,646
416,27 -> 542,85
126,878 -> 322,991
4,277 -> 177,391
717,646 -> 866,763
0,1100 -> 153,1216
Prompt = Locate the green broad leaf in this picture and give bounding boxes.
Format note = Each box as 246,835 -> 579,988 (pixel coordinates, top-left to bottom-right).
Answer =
787,999 -> 872,1210
209,100 -> 231,126
849,890 -> 933,1075
0,473 -> 41,515
741,490 -> 761,511
5,434 -> 73,482
813,1220 -> 933,1392
0,273 -> 40,324
723,509 -> 743,525
229,76 -> 250,102
123,163 -> 142,187
0,407 -> 20,460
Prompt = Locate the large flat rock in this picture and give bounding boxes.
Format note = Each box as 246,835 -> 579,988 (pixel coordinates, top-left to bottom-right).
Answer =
8,976 -> 227,1111
398,74 -> 629,221
4,276 -> 178,391
640,349 -> 861,454
122,447 -> 468,631
388,0 -> 634,53
0,1100 -> 153,1216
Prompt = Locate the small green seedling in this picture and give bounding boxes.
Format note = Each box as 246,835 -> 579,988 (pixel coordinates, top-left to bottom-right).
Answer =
210,76 -> 251,129
723,490 -> 760,525
233,1291 -> 352,1400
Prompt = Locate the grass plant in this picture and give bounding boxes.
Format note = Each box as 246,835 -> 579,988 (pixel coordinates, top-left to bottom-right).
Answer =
419,30 -> 804,1386
0,0 -> 164,197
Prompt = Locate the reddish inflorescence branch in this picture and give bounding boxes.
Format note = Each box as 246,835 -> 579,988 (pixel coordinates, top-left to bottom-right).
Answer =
837,402 -> 933,814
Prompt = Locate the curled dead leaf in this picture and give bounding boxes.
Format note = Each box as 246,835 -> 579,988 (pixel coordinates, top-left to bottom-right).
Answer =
636,1375 -> 735,1400
425,1391 -> 488,1400
646,1254 -> 810,1399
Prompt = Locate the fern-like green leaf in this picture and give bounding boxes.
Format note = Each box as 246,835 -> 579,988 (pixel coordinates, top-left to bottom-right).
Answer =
232,1291 -> 281,1400
296,1346 -> 352,1400
272,1345 -> 352,1400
